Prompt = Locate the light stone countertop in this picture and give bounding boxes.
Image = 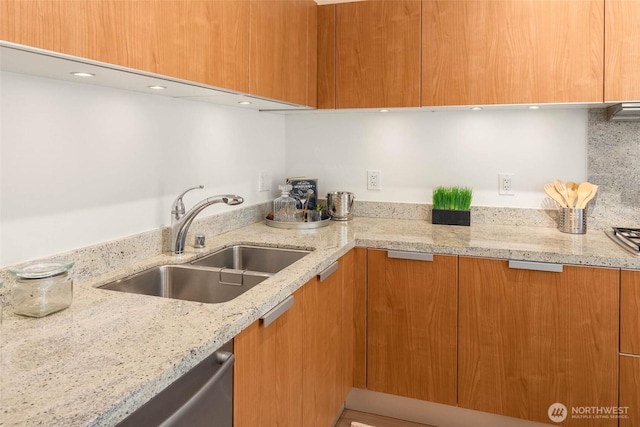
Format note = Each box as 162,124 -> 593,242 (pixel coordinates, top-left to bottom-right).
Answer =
1,217 -> 638,427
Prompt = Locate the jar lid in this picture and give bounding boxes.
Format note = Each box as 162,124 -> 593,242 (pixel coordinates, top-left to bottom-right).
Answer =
9,261 -> 74,279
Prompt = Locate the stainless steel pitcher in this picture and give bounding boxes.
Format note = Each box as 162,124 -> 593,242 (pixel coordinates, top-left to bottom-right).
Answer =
326,191 -> 355,221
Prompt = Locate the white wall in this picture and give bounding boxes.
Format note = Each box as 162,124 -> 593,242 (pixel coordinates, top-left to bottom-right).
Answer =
0,72 -> 286,267
0,69 -> 592,266
285,109 -> 588,208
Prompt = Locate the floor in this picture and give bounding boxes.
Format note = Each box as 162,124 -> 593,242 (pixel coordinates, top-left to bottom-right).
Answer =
336,409 -> 435,427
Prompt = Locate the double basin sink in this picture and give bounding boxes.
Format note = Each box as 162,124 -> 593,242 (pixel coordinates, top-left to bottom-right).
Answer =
100,245 -> 310,304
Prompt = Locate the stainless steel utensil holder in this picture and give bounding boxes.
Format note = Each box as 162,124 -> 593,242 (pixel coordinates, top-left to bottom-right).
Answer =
559,208 -> 586,234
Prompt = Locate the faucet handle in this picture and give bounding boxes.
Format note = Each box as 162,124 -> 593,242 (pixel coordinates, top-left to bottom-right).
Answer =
172,185 -> 204,219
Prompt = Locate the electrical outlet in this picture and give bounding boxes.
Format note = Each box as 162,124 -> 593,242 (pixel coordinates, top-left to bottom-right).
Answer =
499,173 -> 515,195
258,171 -> 270,192
367,170 -> 382,190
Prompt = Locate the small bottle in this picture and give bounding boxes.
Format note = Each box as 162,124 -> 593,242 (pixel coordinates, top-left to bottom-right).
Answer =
274,185 -> 297,222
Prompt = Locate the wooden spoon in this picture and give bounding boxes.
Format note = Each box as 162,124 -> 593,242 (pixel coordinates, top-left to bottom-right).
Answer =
554,180 -> 571,207
574,182 -> 593,209
566,181 -> 579,207
577,184 -> 598,209
544,183 -> 568,207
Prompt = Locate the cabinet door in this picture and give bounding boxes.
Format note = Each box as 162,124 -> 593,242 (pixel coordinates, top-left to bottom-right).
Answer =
0,1 -> 250,93
317,4 -> 336,109
458,257 -> 618,426
335,0 -> 421,108
621,270 -> 640,354
620,355 -> 640,427
250,0 -> 317,106
605,0 -> 640,101
367,249 -> 457,405
157,1 -> 250,93
234,288 -> 304,427
302,261 -> 344,427
0,1 -> 150,69
352,248 -> 368,389
422,0 -> 605,106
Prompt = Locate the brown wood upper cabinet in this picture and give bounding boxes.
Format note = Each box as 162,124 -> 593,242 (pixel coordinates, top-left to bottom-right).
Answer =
367,249 -> 457,405
458,257 -> 619,426
422,0 -> 605,106
0,0 -> 251,93
605,0 -> 640,102
249,0 -> 317,107
328,0 -> 421,109
0,0 -> 319,106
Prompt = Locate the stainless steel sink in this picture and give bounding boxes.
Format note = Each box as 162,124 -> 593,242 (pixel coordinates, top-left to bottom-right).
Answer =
190,245 -> 310,274
99,245 -> 310,303
100,265 -> 270,303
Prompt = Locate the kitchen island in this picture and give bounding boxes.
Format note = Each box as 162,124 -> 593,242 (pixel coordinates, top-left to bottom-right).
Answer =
0,217 -> 637,426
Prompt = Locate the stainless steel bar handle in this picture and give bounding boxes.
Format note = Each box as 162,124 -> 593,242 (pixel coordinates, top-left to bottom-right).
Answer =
318,261 -> 339,282
508,260 -> 563,273
387,250 -> 434,262
260,296 -> 294,327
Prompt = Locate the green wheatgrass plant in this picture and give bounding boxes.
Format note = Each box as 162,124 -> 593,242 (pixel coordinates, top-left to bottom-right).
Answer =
432,186 -> 473,211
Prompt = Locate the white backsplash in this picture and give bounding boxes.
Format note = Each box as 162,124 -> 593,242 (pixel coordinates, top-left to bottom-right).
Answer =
3,68 -> 636,267
0,71 -> 286,266
285,108 -> 589,208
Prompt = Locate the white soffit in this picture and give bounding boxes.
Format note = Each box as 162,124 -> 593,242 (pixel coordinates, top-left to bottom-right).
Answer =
0,41 -> 309,111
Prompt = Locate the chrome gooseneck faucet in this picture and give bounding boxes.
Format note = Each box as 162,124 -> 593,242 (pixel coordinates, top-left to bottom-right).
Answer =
170,185 -> 244,255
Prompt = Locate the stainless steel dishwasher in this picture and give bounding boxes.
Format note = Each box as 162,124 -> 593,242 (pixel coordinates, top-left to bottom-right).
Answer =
117,340 -> 234,427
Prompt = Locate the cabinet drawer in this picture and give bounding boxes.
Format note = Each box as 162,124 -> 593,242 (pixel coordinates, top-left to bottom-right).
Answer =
621,270 -> 640,354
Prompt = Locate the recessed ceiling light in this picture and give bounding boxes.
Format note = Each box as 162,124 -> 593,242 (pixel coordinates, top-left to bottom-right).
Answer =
70,72 -> 95,78
379,109 -> 389,113
238,101 -> 252,105
470,107 -> 483,111
147,85 -> 166,90
529,105 -> 540,110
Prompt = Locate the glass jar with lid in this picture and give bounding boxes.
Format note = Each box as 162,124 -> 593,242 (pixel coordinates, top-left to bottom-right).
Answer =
9,261 -> 74,318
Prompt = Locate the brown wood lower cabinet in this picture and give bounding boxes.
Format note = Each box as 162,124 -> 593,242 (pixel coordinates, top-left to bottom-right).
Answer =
621,270 -> 640,354
367,249 -> 457,405
234,250 -> 357,427
458,257 -> 619,426
234,288 -> 304,427
302,256 -> 349,426
620,355 -> 640,427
